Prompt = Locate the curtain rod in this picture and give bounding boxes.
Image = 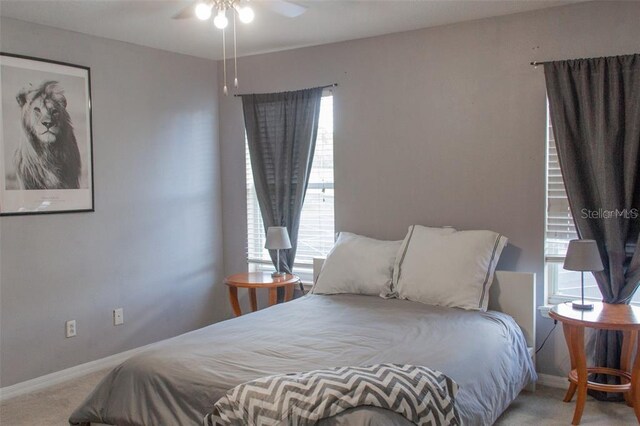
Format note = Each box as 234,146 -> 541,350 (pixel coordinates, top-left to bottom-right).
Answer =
531,53 -> 639,67
530,61 -> 550,67
233,83 -> 338,97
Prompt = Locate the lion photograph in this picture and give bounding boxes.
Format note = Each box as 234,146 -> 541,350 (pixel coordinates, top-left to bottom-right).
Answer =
1,64 -> 90,192
14,80 -> 81,189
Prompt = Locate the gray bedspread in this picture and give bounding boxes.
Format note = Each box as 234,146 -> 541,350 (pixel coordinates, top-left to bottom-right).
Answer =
69,294 -> 536,426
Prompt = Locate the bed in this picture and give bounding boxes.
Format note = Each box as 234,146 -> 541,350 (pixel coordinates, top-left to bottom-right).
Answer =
69,261 -> 537,426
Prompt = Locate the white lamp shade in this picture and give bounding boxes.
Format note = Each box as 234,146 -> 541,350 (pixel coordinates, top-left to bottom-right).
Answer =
194,2 -> 212,20
563,239 -> 604,272
265,227 -> 292,250
213,10 -> 229,29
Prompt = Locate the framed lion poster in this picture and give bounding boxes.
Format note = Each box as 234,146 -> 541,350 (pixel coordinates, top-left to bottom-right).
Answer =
0,53 -> 94,216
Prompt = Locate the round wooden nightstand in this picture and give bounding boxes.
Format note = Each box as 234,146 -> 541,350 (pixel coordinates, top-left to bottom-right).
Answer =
549,302 -> 640,425
224,272 -> 300,317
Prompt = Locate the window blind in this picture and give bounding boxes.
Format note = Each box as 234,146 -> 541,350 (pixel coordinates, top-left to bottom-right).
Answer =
246,94 -> 335,268
546,113 -> 577,259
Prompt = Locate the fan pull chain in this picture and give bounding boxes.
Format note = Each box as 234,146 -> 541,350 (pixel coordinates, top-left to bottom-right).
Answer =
222,25 -> 228,96
233,10 -> 238,88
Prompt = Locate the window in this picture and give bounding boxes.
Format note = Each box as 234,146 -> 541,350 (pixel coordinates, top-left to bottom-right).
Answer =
545,107 -> 639,304
246,94 -> 335,281
545,109 -> 597,302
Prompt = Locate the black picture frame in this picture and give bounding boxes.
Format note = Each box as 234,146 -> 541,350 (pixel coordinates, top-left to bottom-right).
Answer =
0,52 -> 94,216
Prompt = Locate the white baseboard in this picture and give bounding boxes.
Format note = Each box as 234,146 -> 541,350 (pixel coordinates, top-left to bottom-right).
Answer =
537,373 -> 569,389
0,343 -> 153,402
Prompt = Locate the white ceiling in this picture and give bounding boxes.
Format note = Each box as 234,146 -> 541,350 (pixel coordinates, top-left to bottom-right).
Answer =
0,0 -> 584,60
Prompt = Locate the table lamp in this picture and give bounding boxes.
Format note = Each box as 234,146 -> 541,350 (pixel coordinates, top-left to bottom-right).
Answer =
563,239 -> 604,310
265,226 -> 292,278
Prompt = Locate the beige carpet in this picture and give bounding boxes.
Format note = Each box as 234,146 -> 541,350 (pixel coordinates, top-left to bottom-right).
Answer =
0,371 -> 636,425
496,386 -> 635,425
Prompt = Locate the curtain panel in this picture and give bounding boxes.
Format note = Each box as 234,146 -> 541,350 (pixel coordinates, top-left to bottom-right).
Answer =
241,88 -> 324,274
544,54 -> 640,400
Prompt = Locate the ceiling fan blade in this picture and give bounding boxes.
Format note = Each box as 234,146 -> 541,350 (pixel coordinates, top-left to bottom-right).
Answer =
172,2 -> 197,20
262,0 -> 308,18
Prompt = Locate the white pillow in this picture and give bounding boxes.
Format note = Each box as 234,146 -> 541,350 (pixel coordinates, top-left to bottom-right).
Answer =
312,232 -> 401,296
394,225 -> 507,311
383,225 -> 457,297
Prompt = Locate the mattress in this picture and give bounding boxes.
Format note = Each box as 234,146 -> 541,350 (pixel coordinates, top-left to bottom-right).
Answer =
69,294 -> 536,426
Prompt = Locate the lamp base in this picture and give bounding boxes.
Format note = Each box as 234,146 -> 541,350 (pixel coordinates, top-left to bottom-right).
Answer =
572,300 -> 594,310
271,271 -> 286,278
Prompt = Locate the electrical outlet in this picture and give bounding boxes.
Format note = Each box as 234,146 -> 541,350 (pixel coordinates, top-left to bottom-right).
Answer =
538,305 -> 552,319
113,308 -> 124,326
66,320 -> 76,338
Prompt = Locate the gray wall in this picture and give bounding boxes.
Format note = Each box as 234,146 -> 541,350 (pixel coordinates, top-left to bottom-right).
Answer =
218,1 -> 640,376
0,18 -> 228,387
2,1 -> 639,387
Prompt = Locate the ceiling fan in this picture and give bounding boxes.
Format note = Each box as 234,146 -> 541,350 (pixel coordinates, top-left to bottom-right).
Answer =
174,0 -> 308,95
173,0 -> 308,21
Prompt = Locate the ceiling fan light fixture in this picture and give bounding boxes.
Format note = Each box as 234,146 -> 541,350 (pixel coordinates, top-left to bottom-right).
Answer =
174,0 -> 309,95
194,2 -> 213,20
236,5 -> 255,24
213,9 -> 229,29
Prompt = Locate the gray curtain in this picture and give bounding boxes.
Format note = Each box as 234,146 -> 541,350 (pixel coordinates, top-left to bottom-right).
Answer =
241,88 -> 323,274
544,54 -> 640,400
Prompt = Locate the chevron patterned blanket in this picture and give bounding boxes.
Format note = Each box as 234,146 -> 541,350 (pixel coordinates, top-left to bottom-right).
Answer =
205,363 -> 461,426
